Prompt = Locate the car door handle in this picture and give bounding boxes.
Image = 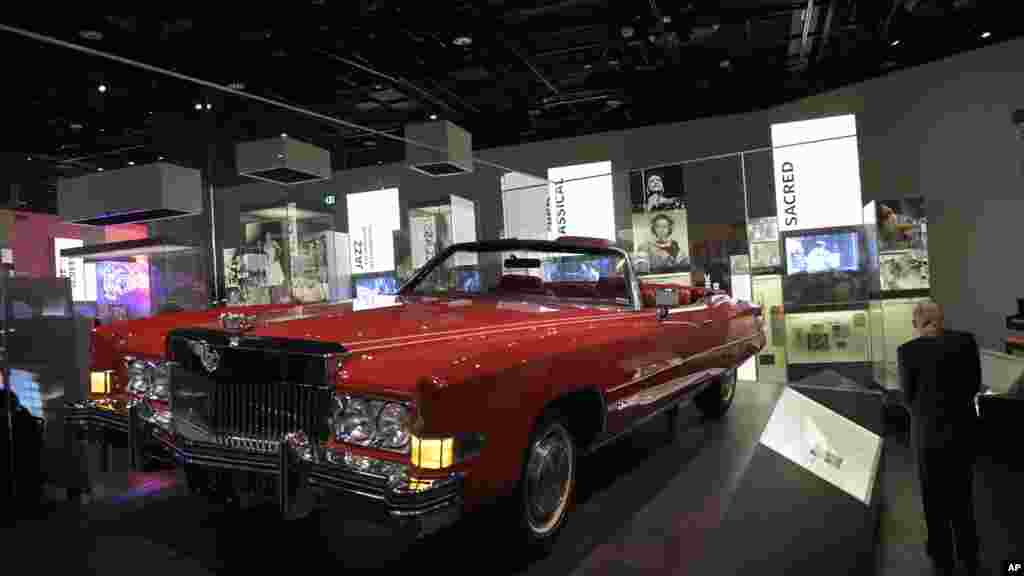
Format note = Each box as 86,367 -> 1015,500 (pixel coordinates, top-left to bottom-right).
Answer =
703,320 -> 714,325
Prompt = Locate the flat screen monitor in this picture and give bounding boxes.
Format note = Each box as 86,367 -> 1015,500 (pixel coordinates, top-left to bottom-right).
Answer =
784,230 -> 861,275
354,273 -> 398,299
8,368 -> 43,418
456,270 -> 482,293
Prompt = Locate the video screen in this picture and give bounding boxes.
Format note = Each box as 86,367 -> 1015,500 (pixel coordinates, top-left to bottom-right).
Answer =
354,274 -> 398,299
456,270 -> 482,293
784,231 -> 860,275
73,302 -> 98,318
9,369 -> 43,418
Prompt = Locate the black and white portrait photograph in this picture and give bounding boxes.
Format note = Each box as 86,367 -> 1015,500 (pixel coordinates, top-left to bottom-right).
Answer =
876,197 -> 927,252
631,210 -> 691,274
630,165 -> 685,213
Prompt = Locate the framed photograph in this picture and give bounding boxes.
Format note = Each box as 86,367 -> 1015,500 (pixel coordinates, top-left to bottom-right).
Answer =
631,209 -> 691,275
750,241 -> 782,271
879,250 -> 930,292
748,217 -> 779,243
876,197 -> 926,252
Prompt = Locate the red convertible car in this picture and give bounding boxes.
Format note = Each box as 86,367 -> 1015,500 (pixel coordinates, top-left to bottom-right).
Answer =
68,237 -> 764,551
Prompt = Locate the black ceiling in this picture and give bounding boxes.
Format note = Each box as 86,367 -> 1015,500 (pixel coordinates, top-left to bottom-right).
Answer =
0,1 -> 1019,213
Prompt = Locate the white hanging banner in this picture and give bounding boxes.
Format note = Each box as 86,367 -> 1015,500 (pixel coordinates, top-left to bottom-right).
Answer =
450,195 -> 478,267
409,214 -> 437,269
501,172 -> 550,241
546,161 -> 616,241
54,237 -> 89,301
771,115 -> 863,233
347,188 -> 400,274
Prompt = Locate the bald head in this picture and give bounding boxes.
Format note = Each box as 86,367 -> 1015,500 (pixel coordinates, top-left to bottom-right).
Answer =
912,300 -> 944,337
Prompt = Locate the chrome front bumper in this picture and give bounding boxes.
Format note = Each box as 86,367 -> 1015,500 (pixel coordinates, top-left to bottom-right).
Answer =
65,399 -> 462,538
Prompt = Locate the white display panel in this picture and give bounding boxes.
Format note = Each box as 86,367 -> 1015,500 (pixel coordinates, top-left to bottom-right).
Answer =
409,214 -> 438,269
54,237 -> 95,301
450,195 -> 478,267
547,161 -> 616,241
347,188 -> 400,274
771,115 -> 863,233
501,172 -> 549,241
785,309 -> 871,365
760,387 -> 883,505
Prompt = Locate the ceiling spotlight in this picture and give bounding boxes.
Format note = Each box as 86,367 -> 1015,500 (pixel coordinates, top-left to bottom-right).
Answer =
890,39 -> 901,46
281,133 -> 288,138
621,26 -> 635,39
662,15 -> 672,24
158,156 -> 165,160
429,114 -> 438,120
981,31 -> 991,39
205,103 -> 212,110
584,64 -> 593,70
128,161 -> 135,166
453,35 -> 473,47
79,30 -> 103,41
26,156 -> 32,161
228,82 -> 246,90
194,103 -> 203,110
609,59 -> 620,66
97,168 -> 104,172
98,84 -> 108,93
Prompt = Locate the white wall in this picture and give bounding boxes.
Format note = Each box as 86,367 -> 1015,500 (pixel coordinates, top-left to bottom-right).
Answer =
210,38 -> 1024,348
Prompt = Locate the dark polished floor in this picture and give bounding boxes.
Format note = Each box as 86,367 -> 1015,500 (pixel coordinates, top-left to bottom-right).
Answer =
4,381 -> 1020,575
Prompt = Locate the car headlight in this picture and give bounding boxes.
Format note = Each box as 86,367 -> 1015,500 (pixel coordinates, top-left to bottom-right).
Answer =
124,358 -> 170,401
332,394 -> 410,452
376,403 -> 410,449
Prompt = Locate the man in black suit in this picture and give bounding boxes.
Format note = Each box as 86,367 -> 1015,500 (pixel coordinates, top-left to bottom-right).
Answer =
898,301 -> 980,576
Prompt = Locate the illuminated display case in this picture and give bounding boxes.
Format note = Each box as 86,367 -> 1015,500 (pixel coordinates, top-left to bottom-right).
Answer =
784,308 -> 872,366
753,275 -> 786,383
60,238 -> 206,322
229,202 -> 337,305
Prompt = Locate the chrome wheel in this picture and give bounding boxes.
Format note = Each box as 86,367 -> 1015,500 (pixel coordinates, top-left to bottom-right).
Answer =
524,422 -> 575,536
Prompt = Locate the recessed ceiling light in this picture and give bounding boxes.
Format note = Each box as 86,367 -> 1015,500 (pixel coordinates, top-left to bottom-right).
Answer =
158,156 -> 165,160
205,103 -> 212,110
981,31 -> 991,39
228,82 -> 246,90
128,161 -> 136,166
890,39 -> 901,46
98,84 -> 108,93
584,64 -> 593,70
281,133 -> 288,138
194,103 -> 203,110
609,59 -> 620,66
80,30 -> 104,41
662,15 -> 672,24
26,156 -> 32,161
97,167 -> 104,172
429,114 -> 438,120
453,36 -> 473,47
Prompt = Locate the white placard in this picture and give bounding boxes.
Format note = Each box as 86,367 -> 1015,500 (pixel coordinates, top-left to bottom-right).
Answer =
501,172 -> 550,241
54,237 -> 90,301
771,115 -> 863,233
409,214 -> 437,269
450,195 -> 478,267
760,387 -> 883,505
347,188 -> 400,274
547,161 -> 616,241
731,272 -> 757,381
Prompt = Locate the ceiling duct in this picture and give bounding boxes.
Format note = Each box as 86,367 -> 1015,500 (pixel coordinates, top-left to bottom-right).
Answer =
237,135 -> 332,185
405,120 -> 473,177
58,162 -> 202,226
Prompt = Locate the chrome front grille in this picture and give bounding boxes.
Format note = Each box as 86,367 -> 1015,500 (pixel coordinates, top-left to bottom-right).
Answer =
166,329 -> 346,447
212,381 -> 330,442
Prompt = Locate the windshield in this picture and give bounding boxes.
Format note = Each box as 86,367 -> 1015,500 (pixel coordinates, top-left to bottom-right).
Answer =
402,246 -> 632,306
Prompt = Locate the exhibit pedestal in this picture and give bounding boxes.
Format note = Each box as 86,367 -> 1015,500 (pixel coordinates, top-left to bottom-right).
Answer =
701,376 -> 885,575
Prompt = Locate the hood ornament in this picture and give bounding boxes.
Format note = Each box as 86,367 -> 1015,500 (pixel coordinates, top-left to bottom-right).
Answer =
219,312 -> 254,332
188,339 -> 221,373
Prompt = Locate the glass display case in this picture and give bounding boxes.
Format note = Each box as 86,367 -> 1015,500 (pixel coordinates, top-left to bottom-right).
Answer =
229,202 -> 340,305
752,275 -> 786,383
784,308 -> 872,366
60,238 -> 207,322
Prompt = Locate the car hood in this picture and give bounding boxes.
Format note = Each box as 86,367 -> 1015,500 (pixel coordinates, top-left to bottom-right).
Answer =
190,295 -> 628,352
